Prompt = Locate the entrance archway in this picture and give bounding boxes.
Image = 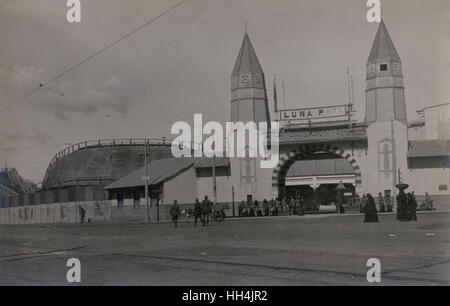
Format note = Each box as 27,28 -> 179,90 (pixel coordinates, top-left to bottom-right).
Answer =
272,143 -> 362,198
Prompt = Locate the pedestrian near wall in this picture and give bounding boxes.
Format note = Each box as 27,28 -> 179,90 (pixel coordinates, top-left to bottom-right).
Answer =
170,200 -> 181,228
193,198 -> 202,226
201,196 -> 212,226
78,205 -> 86,224
378,193 -> 385,212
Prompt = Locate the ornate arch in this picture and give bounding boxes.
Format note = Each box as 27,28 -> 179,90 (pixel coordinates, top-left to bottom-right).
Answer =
272,143 -> 362,197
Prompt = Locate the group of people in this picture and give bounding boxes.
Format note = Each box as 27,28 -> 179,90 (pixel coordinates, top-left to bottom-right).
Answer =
166,188 -> 429,227
238,197 -> 305,218
359,193 -> 393,214
362,190 -> 419,223
169,196 -> 213,228
396,190 -> 418,222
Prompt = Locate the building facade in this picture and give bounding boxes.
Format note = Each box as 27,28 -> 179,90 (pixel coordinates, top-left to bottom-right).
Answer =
230,20 -> 449,206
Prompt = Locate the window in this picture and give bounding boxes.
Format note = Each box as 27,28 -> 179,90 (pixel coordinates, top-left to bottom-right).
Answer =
380,64 -> 388,71
439,185 -> 448,191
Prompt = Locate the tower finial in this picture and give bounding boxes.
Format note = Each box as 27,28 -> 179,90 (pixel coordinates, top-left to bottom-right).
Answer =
245,21 -> 248,33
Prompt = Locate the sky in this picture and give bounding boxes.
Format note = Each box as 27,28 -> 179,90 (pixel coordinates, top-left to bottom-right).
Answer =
0,0 -> 449,183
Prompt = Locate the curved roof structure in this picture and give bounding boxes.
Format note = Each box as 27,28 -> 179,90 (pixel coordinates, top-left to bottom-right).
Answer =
42,139 -> 172,190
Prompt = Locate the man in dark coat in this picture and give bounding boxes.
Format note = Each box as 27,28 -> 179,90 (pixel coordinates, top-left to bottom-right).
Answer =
396,189 -> 408,221
170,200 -> 181,228
364,194 -> 379,223
406,193 -> 418,221
193,198 -> 202,226
78,205 -> 86,224
201,196 -> 212,226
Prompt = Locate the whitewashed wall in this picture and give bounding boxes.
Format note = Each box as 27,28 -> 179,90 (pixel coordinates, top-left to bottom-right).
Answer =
0,201 -> 112,225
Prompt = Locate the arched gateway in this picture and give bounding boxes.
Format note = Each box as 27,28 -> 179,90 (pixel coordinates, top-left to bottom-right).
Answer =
228,22 -> 413,204
272,143 -> 363,198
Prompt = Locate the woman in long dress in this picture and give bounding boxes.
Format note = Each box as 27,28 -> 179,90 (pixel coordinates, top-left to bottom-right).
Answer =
364,194 -> 379,223
396,189 -> 407,221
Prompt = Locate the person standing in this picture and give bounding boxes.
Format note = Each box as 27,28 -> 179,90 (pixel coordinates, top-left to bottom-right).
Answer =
378,193 -> 386,213
298,196 -> 305,216
288,197 -> 294,215
78,205 -> 86,224
201,196 -> 212,226
193,198 -> 202,226
386,193 -> 393,212
425,192 -> 433,210
255,200 -> 262,217
396,189 -> 408,221
364,194 -> 379,223
238,201 -> 245,217
406,193 -> 418,221
170,200 -> 181,228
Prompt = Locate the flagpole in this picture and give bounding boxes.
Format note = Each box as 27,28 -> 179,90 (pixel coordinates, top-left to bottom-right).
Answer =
213,153 -> 217,206
144,140 -> 150,223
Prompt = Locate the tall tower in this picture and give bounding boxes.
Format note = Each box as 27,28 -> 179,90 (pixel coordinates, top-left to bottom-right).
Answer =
229,31 -> 273,202
365,20 -> 407,124
364,20 -> 409,198
231,32 -> 270,124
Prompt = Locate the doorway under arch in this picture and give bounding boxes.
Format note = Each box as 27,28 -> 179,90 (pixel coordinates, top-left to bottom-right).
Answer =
272,143 -> 363,200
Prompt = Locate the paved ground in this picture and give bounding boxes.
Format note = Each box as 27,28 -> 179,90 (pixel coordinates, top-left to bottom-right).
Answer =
0,212 -> 449,286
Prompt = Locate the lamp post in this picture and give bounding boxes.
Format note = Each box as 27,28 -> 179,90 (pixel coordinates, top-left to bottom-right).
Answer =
143,140 -> 150,223
212,143 -> 217,206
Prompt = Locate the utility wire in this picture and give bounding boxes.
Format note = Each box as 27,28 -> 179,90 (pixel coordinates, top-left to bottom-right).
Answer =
0,0 -> 189,113
46,0 -> 188,85
0,62 -> 176,130
0,86 -> 42,112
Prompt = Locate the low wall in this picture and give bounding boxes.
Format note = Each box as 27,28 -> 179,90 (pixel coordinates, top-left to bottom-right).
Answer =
0,200 -> 112,225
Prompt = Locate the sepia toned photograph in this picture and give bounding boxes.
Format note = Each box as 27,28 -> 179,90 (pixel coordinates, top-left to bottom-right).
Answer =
0,0 -> 449,291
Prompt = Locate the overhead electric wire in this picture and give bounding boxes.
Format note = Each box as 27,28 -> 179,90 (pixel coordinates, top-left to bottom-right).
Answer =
0,62 -> 177,130
0,86 -> 42,113
0,0 -> 189,113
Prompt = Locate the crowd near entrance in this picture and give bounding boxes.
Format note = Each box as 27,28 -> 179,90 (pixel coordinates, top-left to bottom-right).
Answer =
286,183 -> 356,212
278,153 -> 359,213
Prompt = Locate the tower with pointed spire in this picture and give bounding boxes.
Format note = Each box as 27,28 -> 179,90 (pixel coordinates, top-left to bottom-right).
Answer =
365,20 -> 409,197
229,31 -> 273,202
231,32 -> 270,124
365,20 -> 407,124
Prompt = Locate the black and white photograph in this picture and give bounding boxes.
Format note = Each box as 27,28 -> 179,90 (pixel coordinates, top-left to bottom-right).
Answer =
0,0 -> 449,291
